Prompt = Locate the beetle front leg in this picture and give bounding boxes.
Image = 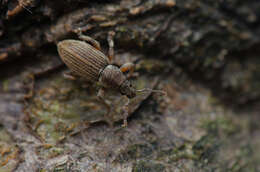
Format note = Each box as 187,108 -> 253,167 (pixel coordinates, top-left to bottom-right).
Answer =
120,62 -> 138,79
107,31 -> 115,62
97,88 -> 114,127
76,28 -> 101,51
121,98 -> 130,127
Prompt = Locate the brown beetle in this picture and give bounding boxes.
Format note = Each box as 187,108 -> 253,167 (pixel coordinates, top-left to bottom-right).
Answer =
57,30 -> 164,127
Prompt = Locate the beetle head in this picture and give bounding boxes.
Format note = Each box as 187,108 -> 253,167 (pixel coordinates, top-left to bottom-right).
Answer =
120,80 -> 136,98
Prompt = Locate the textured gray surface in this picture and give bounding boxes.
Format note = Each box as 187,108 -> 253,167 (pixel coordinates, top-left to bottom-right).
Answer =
0,0 -> 260,171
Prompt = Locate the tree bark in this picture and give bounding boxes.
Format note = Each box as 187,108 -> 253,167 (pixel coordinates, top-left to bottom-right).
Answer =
0,0 -> 260,171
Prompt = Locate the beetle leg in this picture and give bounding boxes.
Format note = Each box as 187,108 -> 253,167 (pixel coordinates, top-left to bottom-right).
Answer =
97,88 -> 114,127
107,31 -> 115,62
120,62 -> 138,79
63,71 -> 77,80
76,28 -> 101,51
120,62 -> 134,73
121,98 -> 130,127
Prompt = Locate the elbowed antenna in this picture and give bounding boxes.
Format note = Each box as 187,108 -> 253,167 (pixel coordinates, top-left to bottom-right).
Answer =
136,88 -> 167,96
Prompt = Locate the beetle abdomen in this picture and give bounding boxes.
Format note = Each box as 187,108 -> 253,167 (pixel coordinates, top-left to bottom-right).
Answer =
57,40 -> 109,82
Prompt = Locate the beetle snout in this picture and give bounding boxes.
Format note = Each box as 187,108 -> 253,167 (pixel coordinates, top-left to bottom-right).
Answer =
126,89 -> 136,98
120,80 -> 136,99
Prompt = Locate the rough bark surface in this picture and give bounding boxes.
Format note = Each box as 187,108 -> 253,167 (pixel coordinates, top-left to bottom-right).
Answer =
0,0 -> 260,171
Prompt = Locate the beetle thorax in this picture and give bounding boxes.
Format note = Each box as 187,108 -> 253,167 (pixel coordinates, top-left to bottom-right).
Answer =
99,65 -> 126,89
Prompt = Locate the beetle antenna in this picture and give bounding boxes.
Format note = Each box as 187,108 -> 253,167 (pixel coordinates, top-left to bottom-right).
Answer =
136,88 -> 167,95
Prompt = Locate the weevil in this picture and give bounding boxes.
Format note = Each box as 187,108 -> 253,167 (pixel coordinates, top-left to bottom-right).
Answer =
57,30 -> 164,127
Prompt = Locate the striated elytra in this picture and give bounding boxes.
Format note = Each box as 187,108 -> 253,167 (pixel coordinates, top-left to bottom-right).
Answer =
58,40 -> 109,82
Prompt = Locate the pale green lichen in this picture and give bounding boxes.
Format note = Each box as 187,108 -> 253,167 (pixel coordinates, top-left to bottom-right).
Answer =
2,80 -> 9,92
